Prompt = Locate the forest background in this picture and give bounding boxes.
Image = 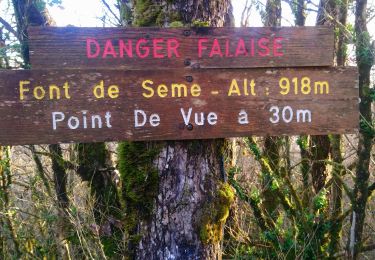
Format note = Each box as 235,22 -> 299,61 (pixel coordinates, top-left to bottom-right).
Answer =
0,0 -> 374,259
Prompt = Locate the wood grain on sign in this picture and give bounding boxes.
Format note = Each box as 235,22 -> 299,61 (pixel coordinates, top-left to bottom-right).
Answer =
0,67 -> 357,145
28,26 -> 334,69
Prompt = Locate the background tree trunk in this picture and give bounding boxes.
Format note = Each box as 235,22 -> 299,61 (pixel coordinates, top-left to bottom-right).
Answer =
261,0 -> 282,220
348,0 -> 374,258
328,0 -> 348,256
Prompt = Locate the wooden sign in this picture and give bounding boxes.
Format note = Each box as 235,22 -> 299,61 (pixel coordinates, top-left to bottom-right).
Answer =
28,26 -> 334,70
0,67 -> 357,145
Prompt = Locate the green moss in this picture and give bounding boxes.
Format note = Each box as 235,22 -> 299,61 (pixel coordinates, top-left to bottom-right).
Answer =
134,0 -> 161,26
192,20 -> 210,27
117,141 -> 160,257
199,182 -> 235,244
118,141 -> 160,228
76,143 -> 106,180
169,21 -> 184,27
75,143 -> 120,216
313,188 -> 328,212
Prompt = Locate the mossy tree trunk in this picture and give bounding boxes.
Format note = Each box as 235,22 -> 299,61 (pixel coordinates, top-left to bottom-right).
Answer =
310,0 -> 338,195
315,0 -> 349,256
261,0 -> 282,219
0,147 -> 21,258
287,0 -> 312,206
12,0 -> 54,68
327,0 -> 348,256
118,1 -> 234,259
75,144 -> 121,219
348,0 -> 374,258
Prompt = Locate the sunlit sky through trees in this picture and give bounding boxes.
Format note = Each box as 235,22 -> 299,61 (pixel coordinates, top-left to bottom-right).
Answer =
47,0 -> 319,27
0,0 -> 373,35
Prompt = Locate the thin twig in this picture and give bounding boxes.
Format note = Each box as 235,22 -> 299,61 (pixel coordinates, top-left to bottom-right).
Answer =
100,0 -> 121,25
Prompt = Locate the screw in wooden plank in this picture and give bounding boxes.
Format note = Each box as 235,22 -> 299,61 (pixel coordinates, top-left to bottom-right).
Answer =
185,76 -> 193,82
187,123 -> 194,131
184,59 -> 191,66
183,30 -> 191,36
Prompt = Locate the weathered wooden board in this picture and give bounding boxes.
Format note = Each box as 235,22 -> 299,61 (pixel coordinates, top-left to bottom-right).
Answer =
0,67 -> 358,145
28,26 -> 334,69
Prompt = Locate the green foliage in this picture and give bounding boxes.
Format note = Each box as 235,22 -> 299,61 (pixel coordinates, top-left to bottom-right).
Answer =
245,138 -> 261,160
34,0 -> 47,12
370,87 -> 375,102
296,136 -> 308,150
47,0 -> 63,6
226,138 -> 341,259
360,117 -> 375,138
313,189 -> 328,212
34,0 -> 62,12
250,188 -> 261,204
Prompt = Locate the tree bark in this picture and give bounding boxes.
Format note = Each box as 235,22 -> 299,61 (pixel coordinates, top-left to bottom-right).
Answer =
264,0 -> 281,27
262,0 -> 282,219
118,1 -> 234,259
309,0 -> 341,193
296,0 -> 305,26
12,0 -> 54,67
348,0 -> 374,258
328,0 -> 347,256
135,141 -> 231,259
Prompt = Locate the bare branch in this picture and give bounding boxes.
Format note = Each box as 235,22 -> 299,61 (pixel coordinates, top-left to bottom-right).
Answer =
241,0 -> 253,27
100,0 -> 122,25
0,16 -> 19,40
282,0 -> 319,13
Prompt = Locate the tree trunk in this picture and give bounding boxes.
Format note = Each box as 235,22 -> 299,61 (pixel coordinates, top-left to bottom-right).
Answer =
12,0 -> 54,68
309,0 -> 340,193
328,0 -> 347,256
261,0 -> 282,219
75,143 -> 122,228
118,1 -> 234,259
136,141 -> 232,259
348,0 -> 373,258
296,0 -> 305,26
264,0 -> 281,27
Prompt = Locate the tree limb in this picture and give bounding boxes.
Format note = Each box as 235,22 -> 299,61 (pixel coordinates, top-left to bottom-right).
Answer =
101,0 -> 122,25
0,17 -> 19,40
